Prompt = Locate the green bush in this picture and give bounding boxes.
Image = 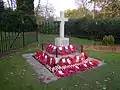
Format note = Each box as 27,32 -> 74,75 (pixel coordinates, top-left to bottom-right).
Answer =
102,35 -> 115,46
108,35 -> 115,45
102,35 -> 109,45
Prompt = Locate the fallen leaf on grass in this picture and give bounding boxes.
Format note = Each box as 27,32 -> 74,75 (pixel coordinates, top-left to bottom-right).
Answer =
11,65 -> 15,67
75,84 -> 78,87
4,78 -> 9,81
106,77 -> 111,80
10,56 -> 13,58
23,69 -> 26,72
61,88 -> 63,90
104,79 -> 108,82
96,81 -> 100,84
10,72 -> 13,75
84,84 -> 88,86
32,73 -> 36,76
102,86 -> 107,90
22,73 -> 25,75
112,72 -> 115,74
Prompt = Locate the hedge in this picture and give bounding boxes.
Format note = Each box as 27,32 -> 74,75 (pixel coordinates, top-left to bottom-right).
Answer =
40,18 -> 120,44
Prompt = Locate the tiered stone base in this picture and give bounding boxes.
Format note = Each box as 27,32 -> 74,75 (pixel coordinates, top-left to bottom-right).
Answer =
33,44 -> 103,79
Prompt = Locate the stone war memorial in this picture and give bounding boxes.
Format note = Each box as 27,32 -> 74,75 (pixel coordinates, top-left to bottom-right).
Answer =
23,11 -> 104,83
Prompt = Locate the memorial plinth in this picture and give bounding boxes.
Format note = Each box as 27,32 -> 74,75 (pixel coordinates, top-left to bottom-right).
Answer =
55,37 -> 69,46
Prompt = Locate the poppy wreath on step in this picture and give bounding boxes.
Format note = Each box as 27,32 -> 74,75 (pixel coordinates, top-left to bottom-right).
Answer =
42,54 -> 49,65
65,56 -> 74,65
68,65 -> 80,75
64,46 -> 70,54
34,51 -> 49,65
51,46 -> 57,54
68,44 -> 76,54
79,63 -> 88,71
33,51 -> 41,60
40,52 -> 48,65
91,60 -> 100,67
45,44 -> 77,55
33,50 -> 44,61
46,44 -> 55,54
86,61 -> 95,69
58,46 -> 66,55
58,57 -> 75,67
73,55 -> 84,64
46,44 -> 52,52
81,52 -> 88,59
55,68 -> 69,78
47,57 -> 56,68
58,57 -> 68,66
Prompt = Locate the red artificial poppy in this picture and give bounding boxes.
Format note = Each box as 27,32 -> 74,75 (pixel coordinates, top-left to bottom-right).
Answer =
58,46 -> 66,55
58,57 -> 68,66
68,44 -> 76,54
55,68 -> 69,78
47,57 -> 56,68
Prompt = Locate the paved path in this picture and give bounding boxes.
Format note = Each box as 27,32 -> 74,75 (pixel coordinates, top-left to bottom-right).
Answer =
22,53 -> 58,84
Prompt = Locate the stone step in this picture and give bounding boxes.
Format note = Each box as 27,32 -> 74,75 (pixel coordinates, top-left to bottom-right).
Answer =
22,53 -> 58,83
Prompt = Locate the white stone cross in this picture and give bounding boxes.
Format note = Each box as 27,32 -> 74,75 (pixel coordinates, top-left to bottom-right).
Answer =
56,11 -> 68,38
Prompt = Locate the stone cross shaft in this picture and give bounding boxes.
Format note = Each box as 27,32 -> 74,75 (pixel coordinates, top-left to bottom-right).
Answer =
56,11 -> 68,38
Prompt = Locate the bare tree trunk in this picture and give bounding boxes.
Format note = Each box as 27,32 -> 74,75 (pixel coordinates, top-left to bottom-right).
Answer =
35,0 -> 41,25
103,9 -> 105,19
7,0 -> 11,8
10,0 -> 14,9
36,0 -> 41,16
93,1 -> 96,19
45,0 -> 48,20
84,0 -> 87,17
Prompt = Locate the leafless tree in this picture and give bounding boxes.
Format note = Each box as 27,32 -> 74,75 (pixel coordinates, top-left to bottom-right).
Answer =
34,0 -> 55,21
75,0 -> 91,16
7,0 -> 11,8
35,0 -> 41,16
5,0 -> 16,9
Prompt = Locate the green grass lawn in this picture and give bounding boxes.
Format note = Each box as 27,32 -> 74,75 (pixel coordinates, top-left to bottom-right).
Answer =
0,44 -> 120,90
38,34 -> 101,45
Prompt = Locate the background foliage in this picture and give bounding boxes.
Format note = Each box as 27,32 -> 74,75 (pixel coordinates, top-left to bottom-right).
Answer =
0,9 -> 37,32
1,0 -> 120,44
16,0 -> 34,15
39,18 -> 120,44
66,18 -> 120,44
